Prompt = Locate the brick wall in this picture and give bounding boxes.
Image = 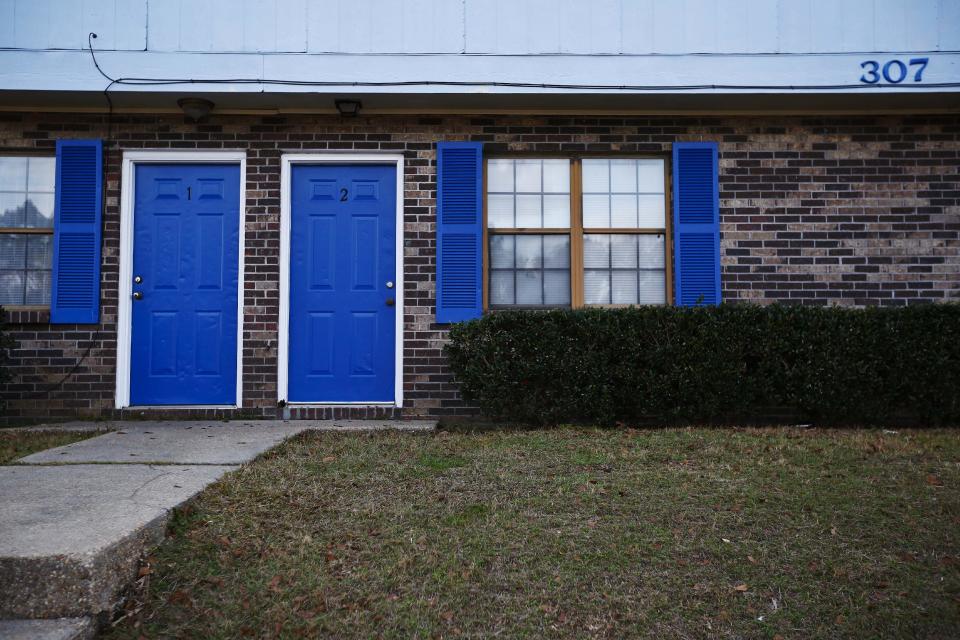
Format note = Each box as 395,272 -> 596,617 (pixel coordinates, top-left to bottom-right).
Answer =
0,112 -> 957,423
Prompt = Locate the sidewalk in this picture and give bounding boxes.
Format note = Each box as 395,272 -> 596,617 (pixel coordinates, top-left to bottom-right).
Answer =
0,420 -> 435,639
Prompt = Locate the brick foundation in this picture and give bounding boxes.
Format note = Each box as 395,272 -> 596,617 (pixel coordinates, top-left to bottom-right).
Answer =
1,112 -> 957,423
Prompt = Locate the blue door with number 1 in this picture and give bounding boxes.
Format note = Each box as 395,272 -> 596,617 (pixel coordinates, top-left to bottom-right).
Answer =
130,164 -> 240,405
288,165 -> 396,402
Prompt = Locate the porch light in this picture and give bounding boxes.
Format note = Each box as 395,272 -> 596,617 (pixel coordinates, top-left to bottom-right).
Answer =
335,99 -> 362,117
177,97 -> 215,122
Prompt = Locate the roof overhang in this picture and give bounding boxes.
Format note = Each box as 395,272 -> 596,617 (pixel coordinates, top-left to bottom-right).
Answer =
2,49 -> 958,114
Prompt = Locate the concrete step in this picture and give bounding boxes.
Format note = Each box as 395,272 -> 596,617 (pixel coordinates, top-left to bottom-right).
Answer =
0,617 -> 96,640
18,420 -> 436,465
1,420 -> 435,622
0,464 -> 235,619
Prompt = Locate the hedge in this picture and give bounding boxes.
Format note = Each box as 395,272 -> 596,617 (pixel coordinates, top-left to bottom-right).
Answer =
444,304 -> 960,426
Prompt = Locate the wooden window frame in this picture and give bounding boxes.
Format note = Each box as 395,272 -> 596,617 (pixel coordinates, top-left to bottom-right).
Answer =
483,153 -> 673,311
0,150 -> 56,311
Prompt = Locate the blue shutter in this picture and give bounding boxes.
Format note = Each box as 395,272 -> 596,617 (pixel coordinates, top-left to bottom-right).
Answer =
436,141 -> 483,323
51,139 -> 103,324
672,142 -> 721,306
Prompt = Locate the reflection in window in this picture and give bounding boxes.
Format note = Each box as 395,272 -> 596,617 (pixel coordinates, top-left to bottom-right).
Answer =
485,157 -> 669,309
490,234 -> 571,306
487,158 -> 572,308
583,234 -> 666,305
0,156 -> 56,305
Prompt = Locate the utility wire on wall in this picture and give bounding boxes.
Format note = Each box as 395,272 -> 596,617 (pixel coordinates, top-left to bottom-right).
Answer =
24,33 -> 113,400
84,34 -> 960,93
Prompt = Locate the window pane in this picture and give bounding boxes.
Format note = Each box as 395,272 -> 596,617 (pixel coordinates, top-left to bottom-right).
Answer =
487,159 -> 570,230
612,271 -> 638,304
515,159 -> 541,192
515,235 -> 542,269
582,194 -> 609,228
0,234 -> 27,269
516,270 -> 543,304
638,270 -> 666,304
637,194 -> 665,228
490,234 -> 514,268
515,194 -> 541,228
583,234 -> 609,269
490,270 -> 515,305
582,159 -> 608,193
610,194 -> 637,228
584,270 -> 610,305
582,158 -> 666,231
488,234 -> 570,307
637,234 -> 666,268
637,159 -> 665,193
0,193 -> 26,227
488,194 -> 513,228
0,271 -> 24,305
611,160 -> 637,192
542,160 -> 569,193
26,270 -> 51,305
487,159 -> 514,192
611,235 -> 638,268
28,157 -> 56,192
543,194 -> 569,228
27,235 -> 52,269
543,235 -> 570,269
544,270 -> 570,305
584,234 -> 665,306
26,194 -> 55,228
0,157 -> 28,191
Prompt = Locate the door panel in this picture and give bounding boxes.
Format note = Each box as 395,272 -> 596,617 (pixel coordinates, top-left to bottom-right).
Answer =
288,164 -> 396,402
130,164 -> 240,405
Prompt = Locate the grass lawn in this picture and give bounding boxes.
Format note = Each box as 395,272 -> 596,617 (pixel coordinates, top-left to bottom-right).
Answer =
107,427 -> 959,639
0,428 -> 99,464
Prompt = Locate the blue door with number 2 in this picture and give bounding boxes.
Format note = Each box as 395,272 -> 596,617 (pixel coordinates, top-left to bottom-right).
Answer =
130,164 -> 240,405
288,164 -> 396,402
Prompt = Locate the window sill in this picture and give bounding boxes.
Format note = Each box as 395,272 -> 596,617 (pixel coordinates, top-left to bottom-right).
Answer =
3,306 -> 50,324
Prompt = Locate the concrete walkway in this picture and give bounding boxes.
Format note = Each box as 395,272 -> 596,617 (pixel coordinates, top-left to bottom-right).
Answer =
0,419 -> 435,638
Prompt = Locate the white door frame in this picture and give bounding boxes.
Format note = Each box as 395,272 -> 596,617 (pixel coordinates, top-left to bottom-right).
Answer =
115,150 -> 247,409
278,153 -> 405,407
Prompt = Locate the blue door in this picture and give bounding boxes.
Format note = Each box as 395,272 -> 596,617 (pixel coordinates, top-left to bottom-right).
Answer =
288,164 -> 396,402
130,164 -> 241,405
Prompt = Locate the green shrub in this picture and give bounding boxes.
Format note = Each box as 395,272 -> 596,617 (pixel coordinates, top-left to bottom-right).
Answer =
444,304 -> 960,426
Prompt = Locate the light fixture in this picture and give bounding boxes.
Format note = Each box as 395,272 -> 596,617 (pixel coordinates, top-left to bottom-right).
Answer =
177,97 -> 215,122
335,99 -> 362,117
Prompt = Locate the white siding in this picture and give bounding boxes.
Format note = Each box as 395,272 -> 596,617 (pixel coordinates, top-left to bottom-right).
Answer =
0,0 -> 955,106
306,0 -> 461,54
0,0 -> 146,50
941,0 -> 960,50
0,0 -> 952,54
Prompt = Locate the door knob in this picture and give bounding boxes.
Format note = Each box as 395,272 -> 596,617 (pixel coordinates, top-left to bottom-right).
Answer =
385,298 -> 395,306
386,281 -> 394,289
133,291 -> 143,300
134,275 -> 143,284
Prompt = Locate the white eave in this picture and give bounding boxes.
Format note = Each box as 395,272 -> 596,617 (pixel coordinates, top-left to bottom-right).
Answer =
1,49 -> 959,114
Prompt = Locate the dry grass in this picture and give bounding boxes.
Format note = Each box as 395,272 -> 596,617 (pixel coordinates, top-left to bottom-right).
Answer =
107,427 -> 960,639
0,428 -> 98,464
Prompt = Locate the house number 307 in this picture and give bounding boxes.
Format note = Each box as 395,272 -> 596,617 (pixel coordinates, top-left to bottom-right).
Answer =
860,58 -> 929,84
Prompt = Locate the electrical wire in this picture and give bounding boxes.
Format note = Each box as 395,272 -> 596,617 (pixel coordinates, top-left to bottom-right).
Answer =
31,34 -> 947,402
22,33 -> 112,400
91,77 -> 960,91
83,33 -> 960,93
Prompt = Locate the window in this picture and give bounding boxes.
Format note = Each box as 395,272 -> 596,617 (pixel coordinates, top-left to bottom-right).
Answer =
0,155 -> 55,307
485,156 -> 669,308
487,159 -> 571,306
